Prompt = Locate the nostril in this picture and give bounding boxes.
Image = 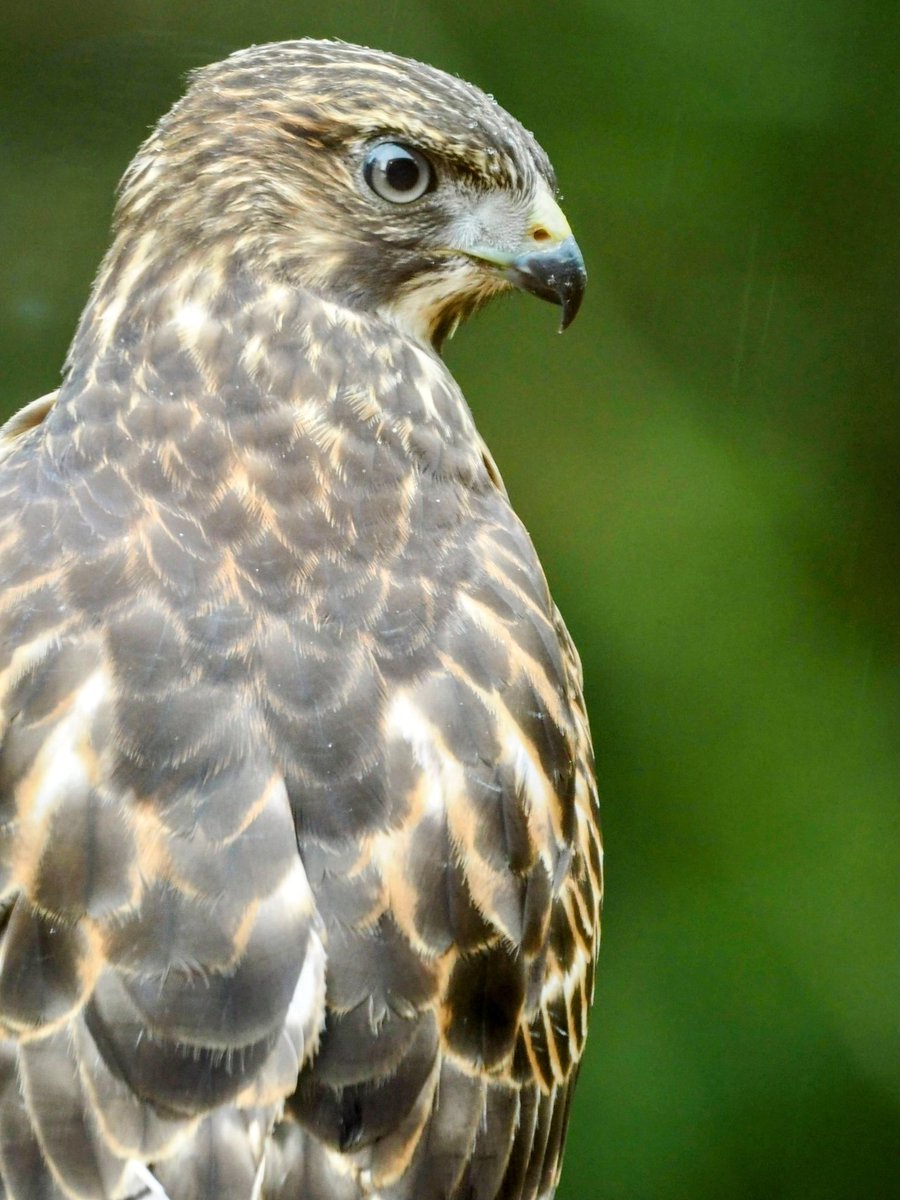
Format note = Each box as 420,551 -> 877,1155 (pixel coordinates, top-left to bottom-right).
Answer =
530,226 -> 551,243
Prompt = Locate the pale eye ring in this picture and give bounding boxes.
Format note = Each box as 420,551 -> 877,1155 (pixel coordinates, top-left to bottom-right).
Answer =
363,142 -> 434,204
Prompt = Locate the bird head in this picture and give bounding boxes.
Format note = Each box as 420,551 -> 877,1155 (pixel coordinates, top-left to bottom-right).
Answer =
110,39 -> 586,351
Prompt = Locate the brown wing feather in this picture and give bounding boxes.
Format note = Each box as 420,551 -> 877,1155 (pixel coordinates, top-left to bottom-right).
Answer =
0,392 -> 57,466
0,374 -> 327,1196
0,278 -> 600,1199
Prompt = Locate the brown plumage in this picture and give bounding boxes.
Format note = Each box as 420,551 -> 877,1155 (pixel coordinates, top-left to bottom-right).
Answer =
0,39 -> 601,1200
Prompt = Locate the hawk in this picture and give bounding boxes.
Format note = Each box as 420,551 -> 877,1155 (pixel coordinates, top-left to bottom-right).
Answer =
0,40 -> 601,1200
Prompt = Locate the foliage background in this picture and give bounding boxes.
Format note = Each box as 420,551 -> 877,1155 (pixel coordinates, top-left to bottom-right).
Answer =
0,2 -> 896,1197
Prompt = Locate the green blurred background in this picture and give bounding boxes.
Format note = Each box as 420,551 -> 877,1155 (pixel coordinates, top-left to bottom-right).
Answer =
1,2 -> 896,1197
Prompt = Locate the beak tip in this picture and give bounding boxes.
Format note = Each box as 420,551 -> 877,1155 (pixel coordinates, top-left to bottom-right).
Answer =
506,235 -> 587,330
559,286 -> 584,332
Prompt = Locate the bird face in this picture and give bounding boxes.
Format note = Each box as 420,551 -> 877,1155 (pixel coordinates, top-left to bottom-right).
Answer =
112,40 -> 586,350
357,139 -> 585,346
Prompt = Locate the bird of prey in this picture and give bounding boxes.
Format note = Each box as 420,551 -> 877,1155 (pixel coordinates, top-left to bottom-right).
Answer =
0,39 -> 601,1200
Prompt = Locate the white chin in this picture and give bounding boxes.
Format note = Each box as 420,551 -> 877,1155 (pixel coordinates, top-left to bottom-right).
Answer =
376,263 -> 501,346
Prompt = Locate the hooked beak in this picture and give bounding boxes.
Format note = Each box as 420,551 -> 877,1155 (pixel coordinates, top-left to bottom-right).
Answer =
464,184 -> 586,330
503,236 -> 586,331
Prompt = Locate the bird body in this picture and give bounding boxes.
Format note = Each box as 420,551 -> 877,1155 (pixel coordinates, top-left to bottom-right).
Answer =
0,40 -> 601,1200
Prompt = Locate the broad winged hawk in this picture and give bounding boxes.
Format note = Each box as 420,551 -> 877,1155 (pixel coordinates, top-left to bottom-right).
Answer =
0,40 -> 602,1200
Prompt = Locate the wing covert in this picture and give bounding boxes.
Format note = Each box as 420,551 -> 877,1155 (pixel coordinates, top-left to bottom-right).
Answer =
0,411 -> 328,1197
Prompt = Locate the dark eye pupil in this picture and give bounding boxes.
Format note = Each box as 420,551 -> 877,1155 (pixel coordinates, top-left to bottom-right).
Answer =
364,142 -> 433,204
385,155 -> 420,192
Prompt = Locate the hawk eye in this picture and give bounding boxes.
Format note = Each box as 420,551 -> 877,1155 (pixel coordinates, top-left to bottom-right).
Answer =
363,142 -> 434,204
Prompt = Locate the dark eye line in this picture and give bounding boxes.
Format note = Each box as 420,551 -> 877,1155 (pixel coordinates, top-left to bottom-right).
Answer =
278,117 -> 345,150
282,123 -> 518,200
